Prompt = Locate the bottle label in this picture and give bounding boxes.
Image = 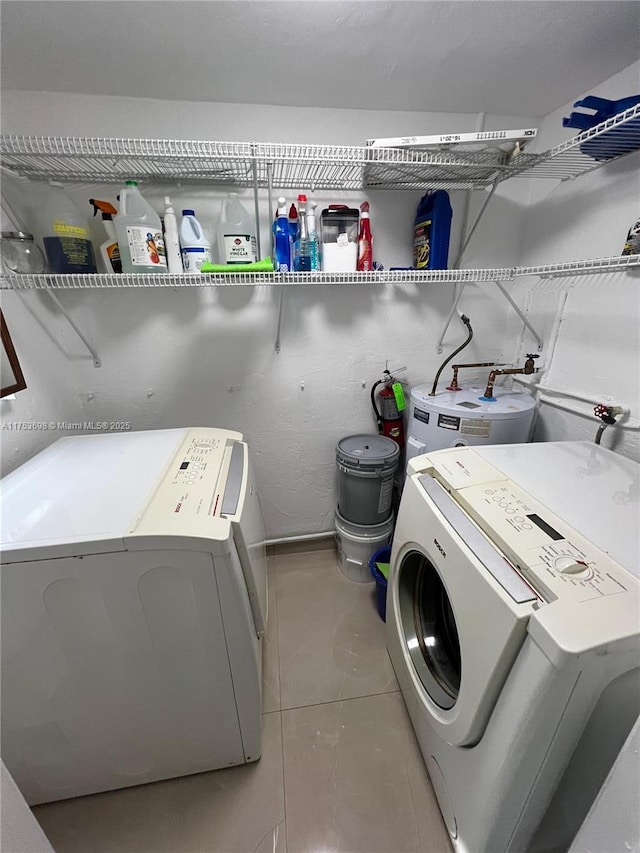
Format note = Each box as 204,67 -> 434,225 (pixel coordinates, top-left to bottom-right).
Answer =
414,217 -> 432,269
222,234 -> 257,264
44,236 -> 97,273
52,220 -> 89,238
182,246 -> 212,273
125,226 -> 167,268
106,241 -> 122,274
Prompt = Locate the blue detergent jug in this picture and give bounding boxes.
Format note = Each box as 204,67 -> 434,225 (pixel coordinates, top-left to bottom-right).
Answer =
413,190 -> 452,270
563,94 -> 640,161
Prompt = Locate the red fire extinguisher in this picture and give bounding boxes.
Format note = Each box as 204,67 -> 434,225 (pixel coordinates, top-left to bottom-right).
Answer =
371,369 -> 406,448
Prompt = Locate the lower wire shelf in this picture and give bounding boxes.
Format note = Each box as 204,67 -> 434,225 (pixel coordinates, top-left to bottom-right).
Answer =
1,256 -> 638,289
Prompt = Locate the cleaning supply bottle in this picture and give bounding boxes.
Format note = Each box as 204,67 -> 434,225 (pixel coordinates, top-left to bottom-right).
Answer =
179,208 -> 211,274
413,190 -> 452,270
274,197 -> 291,272
288,203 -> 299,257
113,180 -> 167,273
163,197 -> 184,274
38,181 -> 97,273
216,193 -> 257,265
294,194 -> 312,272
89,198 -> 121,273
307,200 -> 320,271
357,201 -> 373,271
622,217 -> 640,256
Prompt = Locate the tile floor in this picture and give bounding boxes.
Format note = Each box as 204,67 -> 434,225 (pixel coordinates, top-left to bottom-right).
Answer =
33,542 -> 451,853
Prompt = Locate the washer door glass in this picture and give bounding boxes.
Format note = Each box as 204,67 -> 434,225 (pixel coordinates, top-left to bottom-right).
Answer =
398,550 -> 461,709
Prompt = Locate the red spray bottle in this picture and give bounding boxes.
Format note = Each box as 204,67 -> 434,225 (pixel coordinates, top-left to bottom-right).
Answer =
357,201 -> 373,271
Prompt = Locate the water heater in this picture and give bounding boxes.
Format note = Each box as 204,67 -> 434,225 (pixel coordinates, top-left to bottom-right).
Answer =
406,385 -> 536,467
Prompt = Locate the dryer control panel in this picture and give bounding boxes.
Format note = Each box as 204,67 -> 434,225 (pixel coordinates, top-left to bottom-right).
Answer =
127,428 -> 245,546
424,449 -> 635,604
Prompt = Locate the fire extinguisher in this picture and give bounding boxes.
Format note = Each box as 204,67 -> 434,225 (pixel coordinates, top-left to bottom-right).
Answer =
371,369 -> 406,448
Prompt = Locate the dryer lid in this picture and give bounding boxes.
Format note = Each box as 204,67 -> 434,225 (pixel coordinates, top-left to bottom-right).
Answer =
0,428 -> 187,561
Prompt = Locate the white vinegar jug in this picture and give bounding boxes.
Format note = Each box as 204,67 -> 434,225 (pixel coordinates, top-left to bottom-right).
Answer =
216,194 -> 257,264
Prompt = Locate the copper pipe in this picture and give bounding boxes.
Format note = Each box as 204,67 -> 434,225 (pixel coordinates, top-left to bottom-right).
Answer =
447,362 -> 498,391
482,355 -> 538,399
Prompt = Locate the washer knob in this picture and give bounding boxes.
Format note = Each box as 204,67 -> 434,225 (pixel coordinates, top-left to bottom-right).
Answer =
553,555 -> 589,575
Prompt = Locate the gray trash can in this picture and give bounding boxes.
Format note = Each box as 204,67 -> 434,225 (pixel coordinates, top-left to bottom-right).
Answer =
336,434 -> 399,525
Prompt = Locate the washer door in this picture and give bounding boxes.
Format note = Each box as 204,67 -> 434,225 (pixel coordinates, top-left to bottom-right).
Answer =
398,549 -> 461,710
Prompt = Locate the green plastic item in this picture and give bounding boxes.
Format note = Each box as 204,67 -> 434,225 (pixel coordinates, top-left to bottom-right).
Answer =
375,562 -> 390,580
200,257 -> 274,273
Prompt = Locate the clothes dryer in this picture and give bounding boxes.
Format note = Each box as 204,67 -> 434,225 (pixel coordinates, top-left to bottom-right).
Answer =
386,441 -> 640,853
1,427 -> 267,805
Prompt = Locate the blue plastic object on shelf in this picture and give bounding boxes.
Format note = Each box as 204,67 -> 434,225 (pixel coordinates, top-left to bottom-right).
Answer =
413,190 -> 452,270
562,95 -> 640,161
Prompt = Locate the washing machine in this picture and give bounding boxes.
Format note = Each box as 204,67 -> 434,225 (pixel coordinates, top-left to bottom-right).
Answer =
0,427 -> 267,805
386,441 -> 640,853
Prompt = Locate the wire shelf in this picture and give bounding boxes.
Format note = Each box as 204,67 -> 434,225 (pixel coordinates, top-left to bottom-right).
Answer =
2,257 -> 637,290
515,254 -> 640,278
1,106 -> 637,191
0,135 -> 521,191
503,103 -> 640,181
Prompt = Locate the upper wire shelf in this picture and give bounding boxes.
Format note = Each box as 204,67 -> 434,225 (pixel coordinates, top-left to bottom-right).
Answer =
0,136 -> 516,190
1,256 -> 637,290
1,104 -> 638,191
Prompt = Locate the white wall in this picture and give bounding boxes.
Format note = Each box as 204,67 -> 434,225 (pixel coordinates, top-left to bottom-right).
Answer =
1,93 -> 535,537
2,68 -> 638,535
505,60 -> 640,461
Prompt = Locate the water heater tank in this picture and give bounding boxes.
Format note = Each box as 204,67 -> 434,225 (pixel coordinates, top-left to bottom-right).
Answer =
406,385 -> 536,467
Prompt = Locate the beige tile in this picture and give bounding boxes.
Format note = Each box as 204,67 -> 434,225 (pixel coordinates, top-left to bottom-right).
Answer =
276,549 -> 397,709
263,556 -> 281,713
33,712 -> 286,853
282,692 -> 451,853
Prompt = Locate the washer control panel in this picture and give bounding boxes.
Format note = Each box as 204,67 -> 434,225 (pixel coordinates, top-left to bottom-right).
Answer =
452,479 -> 630,602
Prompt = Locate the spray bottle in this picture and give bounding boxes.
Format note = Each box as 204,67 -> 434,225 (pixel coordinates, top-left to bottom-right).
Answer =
90,199 -> 121,273
307,200 -> 320,271
294,194 -> 311,271
357,201 -> 373,271
274,197 -> 291,272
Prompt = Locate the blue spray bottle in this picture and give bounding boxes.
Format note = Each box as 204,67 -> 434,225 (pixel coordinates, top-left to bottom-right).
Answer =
274,197 -> 291,272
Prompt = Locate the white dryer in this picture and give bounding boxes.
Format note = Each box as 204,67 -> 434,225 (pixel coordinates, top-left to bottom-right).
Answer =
386,441 -> 640,853
0,427 -> 267,805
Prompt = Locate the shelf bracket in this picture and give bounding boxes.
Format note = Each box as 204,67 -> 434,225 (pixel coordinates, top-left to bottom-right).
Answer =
46,289 -> 102,367
493,280 -> 544,352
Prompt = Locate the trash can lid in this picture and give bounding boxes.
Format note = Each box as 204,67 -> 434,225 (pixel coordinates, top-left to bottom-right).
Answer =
336,434 -> 400,467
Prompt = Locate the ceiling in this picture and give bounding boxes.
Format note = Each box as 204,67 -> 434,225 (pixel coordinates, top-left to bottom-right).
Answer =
1,1 -> 639,117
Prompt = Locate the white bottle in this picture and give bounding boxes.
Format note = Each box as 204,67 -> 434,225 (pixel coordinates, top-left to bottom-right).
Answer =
179,209 -> 212,274
163,197 -> 184,274
113,180 -> 167,273
216,193 -> 257,265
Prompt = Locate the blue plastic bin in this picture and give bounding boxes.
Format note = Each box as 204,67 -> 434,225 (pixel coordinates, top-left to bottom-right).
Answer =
369,545 -> 391,622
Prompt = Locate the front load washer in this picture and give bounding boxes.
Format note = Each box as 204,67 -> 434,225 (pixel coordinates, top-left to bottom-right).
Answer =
386,441 -> 639,853
0,427 -> 267,805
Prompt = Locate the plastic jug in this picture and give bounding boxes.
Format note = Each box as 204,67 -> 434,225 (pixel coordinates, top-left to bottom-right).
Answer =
413,190 -> 452,270
37,181 -> 97,273
180,209 -> 211,274
217,194 -> 257,264
113,181 -> 167,273
320,205 -> 359,272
